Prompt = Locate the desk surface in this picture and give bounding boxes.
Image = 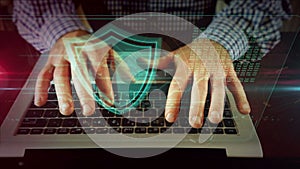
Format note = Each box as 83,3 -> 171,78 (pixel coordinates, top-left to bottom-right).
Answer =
0,31 -> 299,168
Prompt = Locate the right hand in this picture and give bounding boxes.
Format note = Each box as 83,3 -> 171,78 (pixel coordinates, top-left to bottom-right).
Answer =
34,30 -> 134,116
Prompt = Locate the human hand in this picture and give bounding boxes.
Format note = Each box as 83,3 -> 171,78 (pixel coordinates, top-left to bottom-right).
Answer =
150,39 -> 251,128
34,30 -> 134,116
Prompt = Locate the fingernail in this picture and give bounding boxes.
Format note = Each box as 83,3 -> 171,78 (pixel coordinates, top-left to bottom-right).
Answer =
102,97 -> 112,106
209,111 -> 221,123
107,93 -> 115,106
60,103 -> 70,114
83,104 -> 93,116
100,94 -> 114,106
192,116 -> 201,123
107,98 -> 114,106
243,103 -> 250,110
34,97 -> 42,106
166,113 -> 175,122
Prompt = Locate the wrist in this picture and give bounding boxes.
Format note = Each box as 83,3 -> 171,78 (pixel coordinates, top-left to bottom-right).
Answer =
191,38 -> 233,74
53,30 -> 90,48
192,38 -> 231,61
59,30 -> 90,41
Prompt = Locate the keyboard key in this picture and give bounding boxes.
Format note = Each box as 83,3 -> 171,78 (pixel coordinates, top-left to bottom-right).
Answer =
188,128 -> 199,134
141,100 -> 151,109
95,128 -> 108,134
73,110 -> 86,117
171,120 -> 180,127
144,109 -> 157,117
69,113 -> 78,117
129,109 -> 143,117
160,127 -> 172,134
21,119 -> 47,127
148,127 -> 159,133
48,85 -> 56,92
217,122 -> 224,127
116,100 -> 128,107
21,119 -> 36,127
223,119 -> 235,127
47,119 -> 62,127
122,128 -> 134,134
205,120 -> 219,128
30,129 -> 43,134
17,129 -> 30,135
62,119 -> 78,127
122,118 -> 135,126
78,118 -> 92,127
213,128 -> 224,134
136,118 -> 150,126
148,90 -> 162,99
48,93 -> 57,100
44,128 -> 57,134
90,110 -> 101,117
225,129 -> 237,134
165,120 -> 173,127
108,118 -> 121,126
72,92 -> 79,100
199,128 -> 211,134
109,128 -> 121,134
73,101 -> 81,109
101,109 -> 116,117
57,128 -> 70,134
202,120 -> 210,127
92,118 -> 106,127
151,118 -> 164,127
26,110 -> 44,117
173,128 -> 185,134
43,101 -> 58,108
135,127 -> 146,133
223,110 -> 233,118
179,118 -> 190,127
84,128 -> 96,134
70,128 -> 83,134
224,101 -> 230,109
44,110 -> 59,117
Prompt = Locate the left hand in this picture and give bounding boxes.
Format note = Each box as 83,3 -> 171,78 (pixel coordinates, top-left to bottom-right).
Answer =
149,39 -> 251,128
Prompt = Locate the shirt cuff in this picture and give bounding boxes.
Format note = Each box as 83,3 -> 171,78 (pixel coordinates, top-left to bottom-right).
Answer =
39,17 -> 93,53
198,17 -> 249,60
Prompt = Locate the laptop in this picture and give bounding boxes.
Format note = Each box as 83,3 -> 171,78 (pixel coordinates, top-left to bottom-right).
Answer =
0,14 -> 264,158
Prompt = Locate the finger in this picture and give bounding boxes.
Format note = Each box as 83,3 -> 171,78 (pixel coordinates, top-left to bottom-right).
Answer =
110,50 -> 135,82
71,57 -> 95,116
165,57 -> 190,123
53,62 -> 74,116
227,71 -> 251,114
208,75 -> 225,124
189,70 -> 209,128
95,55 -> 114,106
34,64 -> 54,106
165,79 -> 184,123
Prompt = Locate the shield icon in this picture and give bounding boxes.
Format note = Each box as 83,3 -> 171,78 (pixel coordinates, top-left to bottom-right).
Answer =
64,24 -> 162,115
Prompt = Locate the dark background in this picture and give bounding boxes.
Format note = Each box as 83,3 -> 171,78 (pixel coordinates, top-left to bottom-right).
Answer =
1,0 -> 300,168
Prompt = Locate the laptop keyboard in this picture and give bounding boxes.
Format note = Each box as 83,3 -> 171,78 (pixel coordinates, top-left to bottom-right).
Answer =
17,69 -> 238,136
17,88 -> 237,136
